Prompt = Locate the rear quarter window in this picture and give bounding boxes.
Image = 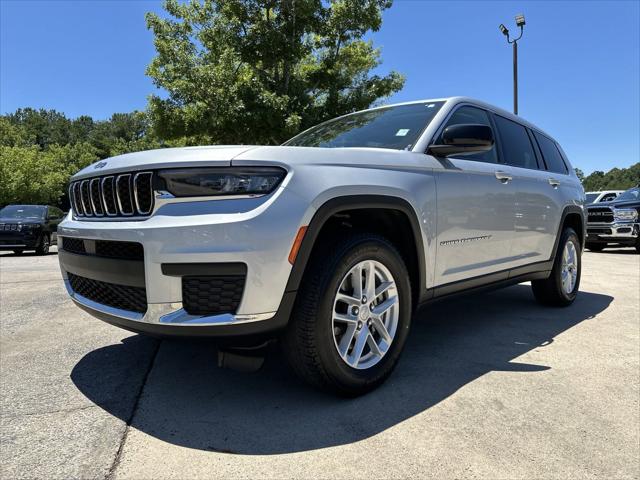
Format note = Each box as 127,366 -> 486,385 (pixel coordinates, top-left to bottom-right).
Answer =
534,132 -> 568,174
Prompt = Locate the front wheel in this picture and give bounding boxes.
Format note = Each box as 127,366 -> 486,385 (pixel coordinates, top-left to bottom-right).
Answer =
282,234 -> 412,396
532,227 -> 581,306
35,235 -> 50,255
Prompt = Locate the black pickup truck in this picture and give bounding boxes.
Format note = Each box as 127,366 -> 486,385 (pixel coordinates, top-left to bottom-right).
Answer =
586,186 -> 640,253
0,205 -> 65,255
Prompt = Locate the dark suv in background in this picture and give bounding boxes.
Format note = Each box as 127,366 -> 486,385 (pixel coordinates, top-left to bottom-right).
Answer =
586,186 -> 640,253
0,205 -> 65,255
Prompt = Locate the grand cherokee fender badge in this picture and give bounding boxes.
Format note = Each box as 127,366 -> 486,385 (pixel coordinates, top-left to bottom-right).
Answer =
94,161 -> 108,169
440,235 -> 492,246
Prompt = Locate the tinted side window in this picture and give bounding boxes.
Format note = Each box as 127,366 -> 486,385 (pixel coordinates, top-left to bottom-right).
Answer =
438,106 -> 497,163
533,132 -> 567,174
494,115 -> 538,169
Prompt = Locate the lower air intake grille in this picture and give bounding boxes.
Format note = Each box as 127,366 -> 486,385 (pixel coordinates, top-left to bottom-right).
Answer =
68,273 -> 147,313
182,276 -> 245,316
95,240 -> 144,261
62,237 -> 86,255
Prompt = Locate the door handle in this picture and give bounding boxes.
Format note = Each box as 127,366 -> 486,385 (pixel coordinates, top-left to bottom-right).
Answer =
548,178 -> 561,188
495,171 -> 512,183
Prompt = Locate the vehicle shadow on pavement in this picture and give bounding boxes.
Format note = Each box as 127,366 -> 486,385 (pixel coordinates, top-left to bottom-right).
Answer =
594,248 -> 638,255
71,284 -> 612,455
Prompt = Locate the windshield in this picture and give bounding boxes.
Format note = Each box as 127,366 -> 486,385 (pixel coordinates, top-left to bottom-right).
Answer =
284,102 -> 445,150
616,187 -> 640,202
585,193 -> 599,203
0,205 -> 46,220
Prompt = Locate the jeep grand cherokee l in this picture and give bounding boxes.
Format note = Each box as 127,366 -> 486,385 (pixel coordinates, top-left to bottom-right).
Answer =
58,97 -> 586,395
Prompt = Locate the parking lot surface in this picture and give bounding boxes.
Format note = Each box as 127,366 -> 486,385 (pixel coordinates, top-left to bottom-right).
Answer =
1,247 -> 638,479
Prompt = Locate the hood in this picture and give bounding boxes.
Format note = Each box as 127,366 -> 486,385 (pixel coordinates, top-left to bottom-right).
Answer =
609,199 -> 640,209
231,145 -> 435,170
0,218 -> 42,224
72,145 -> 260,180
587,199 -> 640,210
73,144 -> 435,180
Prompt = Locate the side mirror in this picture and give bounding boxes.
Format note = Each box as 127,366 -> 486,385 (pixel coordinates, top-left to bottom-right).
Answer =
427,124 -> 494,157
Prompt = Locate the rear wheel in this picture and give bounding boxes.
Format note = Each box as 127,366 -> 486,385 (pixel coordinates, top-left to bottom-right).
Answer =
532,227 -> 581,306
585,242 -> 604,252
35,235 -> 50,255
282,234 -> 412,396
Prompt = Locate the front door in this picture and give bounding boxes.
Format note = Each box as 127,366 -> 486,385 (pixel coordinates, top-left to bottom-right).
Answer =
432,105 -> 516,286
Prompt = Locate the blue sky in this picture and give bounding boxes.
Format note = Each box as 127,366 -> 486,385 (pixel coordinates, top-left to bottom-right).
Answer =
1,0 -> 638,174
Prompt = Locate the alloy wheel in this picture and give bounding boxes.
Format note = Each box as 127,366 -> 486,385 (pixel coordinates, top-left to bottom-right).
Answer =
561,239 -> 578,294
331,260 -> 399,370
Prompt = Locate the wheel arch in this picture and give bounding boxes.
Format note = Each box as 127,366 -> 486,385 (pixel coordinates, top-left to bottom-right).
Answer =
285,195 -> 428,304
553,205 -> 586,258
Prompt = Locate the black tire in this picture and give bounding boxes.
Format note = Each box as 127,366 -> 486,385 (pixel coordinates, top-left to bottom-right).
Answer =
635,238 -> 640,254
532,227 -> 581,307
35,234 -> 50,255
13,249 -> 24,255
282,234 -> 412,396
585,242 -> 604,252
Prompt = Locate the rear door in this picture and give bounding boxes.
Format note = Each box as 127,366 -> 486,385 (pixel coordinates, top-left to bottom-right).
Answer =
433,105 -> 516,286
492,114 -> 564,266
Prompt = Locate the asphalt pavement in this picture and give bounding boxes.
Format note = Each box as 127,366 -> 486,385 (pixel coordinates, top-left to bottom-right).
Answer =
1,246 -> 638,479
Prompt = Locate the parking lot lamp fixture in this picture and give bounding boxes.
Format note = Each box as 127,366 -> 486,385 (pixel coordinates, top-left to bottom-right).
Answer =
499,14 -> 526,115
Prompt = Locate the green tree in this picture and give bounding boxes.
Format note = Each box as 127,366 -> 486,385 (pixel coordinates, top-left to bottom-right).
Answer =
0,143 -> 98,206
581,163 -> 640,191
574,168 -> 584,182
146,0 -> 404,144
0,118 -> 32,147
6,108 -> 72,148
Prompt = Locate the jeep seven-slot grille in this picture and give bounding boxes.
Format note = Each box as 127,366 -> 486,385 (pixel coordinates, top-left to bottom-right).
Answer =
182,276 -> 245,316
67,273 -> 147,313
587,207 -> 614,224
69,172 -> 154,218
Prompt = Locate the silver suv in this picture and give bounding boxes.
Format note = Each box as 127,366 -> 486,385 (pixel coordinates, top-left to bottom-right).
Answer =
58,97 -> 586,395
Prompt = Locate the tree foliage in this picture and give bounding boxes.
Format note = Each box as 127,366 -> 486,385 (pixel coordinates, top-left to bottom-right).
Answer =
581,163 -> 640,191
145,0 -> 404,144
0,109 -> 160,207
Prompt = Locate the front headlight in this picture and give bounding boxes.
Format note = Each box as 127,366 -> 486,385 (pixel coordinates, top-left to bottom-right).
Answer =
157,167 -> 286,197
613,208 -> 638,222
20,223 -> 41,232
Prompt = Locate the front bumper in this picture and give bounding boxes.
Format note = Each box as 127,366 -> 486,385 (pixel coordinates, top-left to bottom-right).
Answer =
0,231 -> 41,250
65,279 -> 295,338
58,187 -> 309,337
586,221 -> 639,244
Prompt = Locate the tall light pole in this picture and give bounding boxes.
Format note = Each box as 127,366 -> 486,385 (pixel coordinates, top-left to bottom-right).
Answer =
499,14 -> 526,115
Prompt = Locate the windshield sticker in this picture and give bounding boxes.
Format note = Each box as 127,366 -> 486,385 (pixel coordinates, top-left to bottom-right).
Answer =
395,129 -> 410,137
